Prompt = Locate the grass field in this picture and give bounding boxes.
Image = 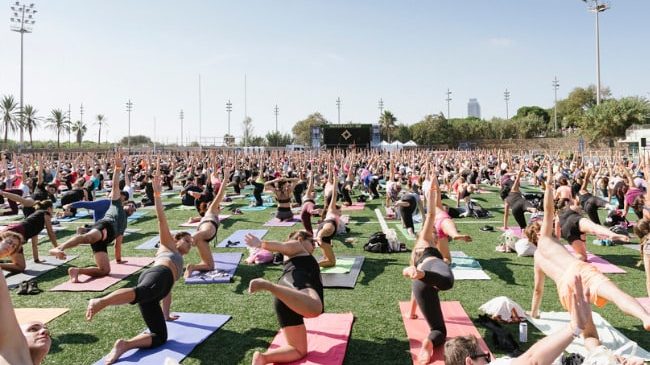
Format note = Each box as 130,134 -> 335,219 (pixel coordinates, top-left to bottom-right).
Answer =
8,185 -> 650,365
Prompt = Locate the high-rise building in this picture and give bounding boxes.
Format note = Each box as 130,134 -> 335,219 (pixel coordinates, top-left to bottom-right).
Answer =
467,98 -> 481,119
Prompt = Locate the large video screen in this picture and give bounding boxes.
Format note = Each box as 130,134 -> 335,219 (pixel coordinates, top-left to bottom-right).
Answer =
322,125 -> 371,148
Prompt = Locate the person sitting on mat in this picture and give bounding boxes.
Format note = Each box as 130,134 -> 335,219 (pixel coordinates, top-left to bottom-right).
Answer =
0,274 -> 51,365
185,164 -> 231,277
85,171 -> 192,365
49,153 -> 136,282
0,200 -> 59,273
266,175 -> 299,222
403,175 -> 455,365
244,230 -> 324,365
529,163 -> 650,331
315,160 -> 341,268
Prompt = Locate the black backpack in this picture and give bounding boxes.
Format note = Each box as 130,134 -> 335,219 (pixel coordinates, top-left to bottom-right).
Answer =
467,201 -> 491,219
364,232 -> 390,253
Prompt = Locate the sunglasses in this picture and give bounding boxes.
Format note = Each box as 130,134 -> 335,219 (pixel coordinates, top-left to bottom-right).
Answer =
470,353 -> 491,363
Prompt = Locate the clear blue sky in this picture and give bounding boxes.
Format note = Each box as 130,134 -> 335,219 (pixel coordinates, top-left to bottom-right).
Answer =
1,0 -> 649,144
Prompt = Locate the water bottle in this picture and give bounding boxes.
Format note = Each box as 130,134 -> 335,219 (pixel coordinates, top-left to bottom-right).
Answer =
519,321 -> 528,343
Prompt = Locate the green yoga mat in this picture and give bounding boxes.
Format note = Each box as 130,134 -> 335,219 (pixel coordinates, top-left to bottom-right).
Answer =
396,223 -> 422,241
451,257 -> 482,270
320,257 -> 355,274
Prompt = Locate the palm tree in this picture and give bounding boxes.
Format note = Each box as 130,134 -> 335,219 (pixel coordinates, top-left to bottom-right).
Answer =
46,109 -> 70,149
0,95 -> 19,148
379,110 -> 397,143
71,120 -> 88,146
21,105 -> 40,147
95,114 -> 106,145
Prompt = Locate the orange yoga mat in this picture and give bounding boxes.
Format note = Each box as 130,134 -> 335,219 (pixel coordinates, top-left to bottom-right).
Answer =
266,313 -> 354,365
14,308 -> 69,325
50,257 -> 154,292
399,301 -> 492,365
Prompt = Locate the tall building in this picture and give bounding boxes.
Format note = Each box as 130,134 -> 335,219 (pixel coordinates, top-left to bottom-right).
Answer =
467,98 -> 481,119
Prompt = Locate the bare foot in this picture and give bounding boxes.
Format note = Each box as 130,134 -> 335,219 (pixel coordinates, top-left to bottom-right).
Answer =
86,298 -> 104,321
105,339 -> 128,365
610,233 -> 630,242
68,267 -> 80,283
643,317 -> 650,331
417,338 -> 433,364
248,278 -> 271,294
453,234 -> 472,242
76,226 -> 88,235
252,351 -> 266,365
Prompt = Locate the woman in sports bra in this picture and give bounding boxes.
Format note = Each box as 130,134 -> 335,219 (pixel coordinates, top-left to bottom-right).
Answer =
403,175 -> 454,365
245,230 -> 323,365
300,168 -> 320,234
316,161 -> 340,268
184,164 -> 231,277
502,168 -> 537,230
266,176 -> 299,221
85,169 -> 192,365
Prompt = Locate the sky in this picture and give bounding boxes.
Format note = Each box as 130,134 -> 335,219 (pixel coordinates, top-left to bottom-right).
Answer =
1,0 -> 649,145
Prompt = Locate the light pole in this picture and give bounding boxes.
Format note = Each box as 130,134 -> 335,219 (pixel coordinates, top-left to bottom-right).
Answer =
198,74 -> 202,146
79,103 -> 84,145
125,100 -> 133,153
226,100 -> 232,135
504,89 -> 511,120
336,97 -> 341,124
179,110 -> 184,147
274,104 -> 279,133
445,88 -> 452,119
67,104 -> 71,145
582,0 -> 609,105
552,77 -> 560,131
378,98 -> 384,117
9,2 -> 37,144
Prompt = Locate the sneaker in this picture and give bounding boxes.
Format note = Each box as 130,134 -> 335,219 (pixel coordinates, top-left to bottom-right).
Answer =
27,281 -> 41,295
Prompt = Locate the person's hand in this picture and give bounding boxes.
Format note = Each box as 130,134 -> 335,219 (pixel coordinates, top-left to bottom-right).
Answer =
49,247 -> 66,260
114,152 -> 124,170
165,313 -> 180,321
152,174 -> 162,194
244,233 -> 262,248
570,274 -> 592,335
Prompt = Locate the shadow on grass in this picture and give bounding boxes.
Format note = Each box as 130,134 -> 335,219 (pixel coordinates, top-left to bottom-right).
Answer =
359,256 -> 403,286
346,336 -> 411,364
480,257 -> 529,285
233,263 -> 277,295
190,327 -> 277,364
49,333 -> 99,354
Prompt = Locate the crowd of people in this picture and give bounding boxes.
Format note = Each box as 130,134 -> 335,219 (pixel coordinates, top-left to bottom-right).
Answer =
0,148 -> 649,364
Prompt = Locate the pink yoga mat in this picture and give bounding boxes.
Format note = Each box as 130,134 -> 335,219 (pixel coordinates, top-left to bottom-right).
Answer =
498,226 -> 524,238
264,216 -> 301,227
179,215 -> 231,227
563,245 -> 626,274
267,313 -> 354,365
50,257 -> 154,292
399,301 -> 492,365
341,202 -> 365,211
637,297 -> 650,311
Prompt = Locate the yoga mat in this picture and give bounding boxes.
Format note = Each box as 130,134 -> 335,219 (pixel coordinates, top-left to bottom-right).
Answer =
266,313 -> 354,365
341,202 -> 365,211
451,257 -> 482,270
227,194 -> 245,199
528,311 -> 650,360
179,215 -> 230,228
498,226 -> 524,238
14,308 -> 69,325
216,229 -> 268,248
396,223 -> 422,241
4,255 -> 79,289
184,252 -> 242,284
450,251 -> 490,280
564,245 -> 626,274
638,297 -> 650,311
0,214 -> 21,222
123,228 -> 142,237
92,312 -> 231,365
264,216 -> 300,227
135,230 -> 196,250
322,256 -> 364,288
240,205 -> 268,212
320,257 -> 355,274
623,244 -> 641,251
57,211 -> 90,222
50,257 -> 154,292
127,211 -> 148,222
400,301 -> 491,365
174,205 -> 196,211
160,191 -> 178,197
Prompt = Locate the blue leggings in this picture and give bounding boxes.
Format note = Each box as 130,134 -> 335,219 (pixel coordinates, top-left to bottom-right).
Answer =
71,199 -> 111,221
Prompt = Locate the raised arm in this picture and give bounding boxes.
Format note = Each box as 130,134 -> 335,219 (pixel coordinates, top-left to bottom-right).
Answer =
541,162 -> 555,237
207,165 -> 231,215
0,271 -> 33,364
109,154 -> 123,201
420,165 -> 438,241
153,165 -> 174,250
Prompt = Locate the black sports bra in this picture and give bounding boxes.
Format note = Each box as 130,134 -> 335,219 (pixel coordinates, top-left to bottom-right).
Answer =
416,247 -> 443,266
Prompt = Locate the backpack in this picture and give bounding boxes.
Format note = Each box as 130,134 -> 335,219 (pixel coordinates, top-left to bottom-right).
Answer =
467,201 -> 491,219
364,232 -> 390,253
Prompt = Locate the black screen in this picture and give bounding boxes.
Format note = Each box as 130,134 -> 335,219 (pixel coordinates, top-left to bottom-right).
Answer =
322,125 -> 371,148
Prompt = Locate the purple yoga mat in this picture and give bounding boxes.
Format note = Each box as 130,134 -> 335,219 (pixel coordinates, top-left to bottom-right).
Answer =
264,215 -> 301,227
564,245 -> 626,274
92,312 -> 231,365
184,252 -> 242,284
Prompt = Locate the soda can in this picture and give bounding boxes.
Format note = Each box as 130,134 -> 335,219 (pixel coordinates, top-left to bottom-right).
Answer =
519,321 -> 528,343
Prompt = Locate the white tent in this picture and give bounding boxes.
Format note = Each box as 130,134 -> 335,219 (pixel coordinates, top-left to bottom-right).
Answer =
404,140 -> 417,147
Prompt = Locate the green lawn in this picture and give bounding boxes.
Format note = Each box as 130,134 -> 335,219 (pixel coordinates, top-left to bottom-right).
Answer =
9,187 -> 650,365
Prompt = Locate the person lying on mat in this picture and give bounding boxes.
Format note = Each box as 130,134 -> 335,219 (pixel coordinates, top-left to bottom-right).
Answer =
0,200 -> 59,273
185,164 -> 231,277
529,163 -> 650,331
403,174 -> 455,365
244,230 -> 324,365
0,274 -> 51,365
316,160 -> 341,268
49,153 -> 136,282
85,171 -> 192,365
444,274 -> 644,365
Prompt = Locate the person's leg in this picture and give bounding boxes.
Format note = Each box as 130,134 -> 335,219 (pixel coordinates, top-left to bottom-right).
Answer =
512,205 -> 528,229
570,239 -> 589,262
249,280 -> 322,318
585,201 -> 601,225
400,204 -> 415,231
441,219 -> 471,242
86,287 -> 136,320
579,218 -> 629,242
318,243 -> 336,268
252,325 -> 308,365
69,251 -> 111,282
416,258 -> 454,291
61,228 -> 102,249
412,278 -> 446,364
596,279 -> 650,330
105,333 -> 154,365
254,189 -> 263,206
300,202 -> 314,234
644,252 -> 650,297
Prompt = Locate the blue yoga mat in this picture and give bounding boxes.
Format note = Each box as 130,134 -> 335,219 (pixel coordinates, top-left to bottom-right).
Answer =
92,312 -> 231,365
127,211 -> 147,222
57,211 -> 90,222
184,252 -> 242,284
135,237 -> 159,250
240,205 -> 268,212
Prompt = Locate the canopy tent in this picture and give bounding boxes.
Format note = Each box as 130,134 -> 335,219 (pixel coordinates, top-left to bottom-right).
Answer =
404,140 -> 417,147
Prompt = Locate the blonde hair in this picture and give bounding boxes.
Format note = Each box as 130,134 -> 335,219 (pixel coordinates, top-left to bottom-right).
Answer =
0,231 -> 24,255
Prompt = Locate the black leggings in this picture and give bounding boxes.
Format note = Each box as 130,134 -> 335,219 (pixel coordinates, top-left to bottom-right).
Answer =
400,196 -> 417,230
584,196 -> 606,225
341,188 -> 352,206
369,178 -> 379,198
252,182 -> 264,206
274,256 -> 324,328
412,258 -> 454,346
131,265 -> 174,348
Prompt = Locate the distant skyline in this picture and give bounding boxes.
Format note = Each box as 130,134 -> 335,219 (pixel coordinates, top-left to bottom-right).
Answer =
1,1 -> 649,144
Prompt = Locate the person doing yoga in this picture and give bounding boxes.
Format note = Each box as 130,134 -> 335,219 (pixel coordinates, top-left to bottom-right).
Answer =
529,163 -> 650,332
403,177 -> 454,365
316,161 -> 340,268
185,164 -> 231,276
0,200 -> 59,273
266,175 -> 298,222
244,230 -> 324,365
502,168 -> 537,230
85,171 -> 192,365
394,179 -> 423,239
299,168 -> 320,234
575,168 -> 609,225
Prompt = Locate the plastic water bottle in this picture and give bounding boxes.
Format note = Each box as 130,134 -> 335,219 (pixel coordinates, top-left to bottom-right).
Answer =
519,322 -> 528,343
